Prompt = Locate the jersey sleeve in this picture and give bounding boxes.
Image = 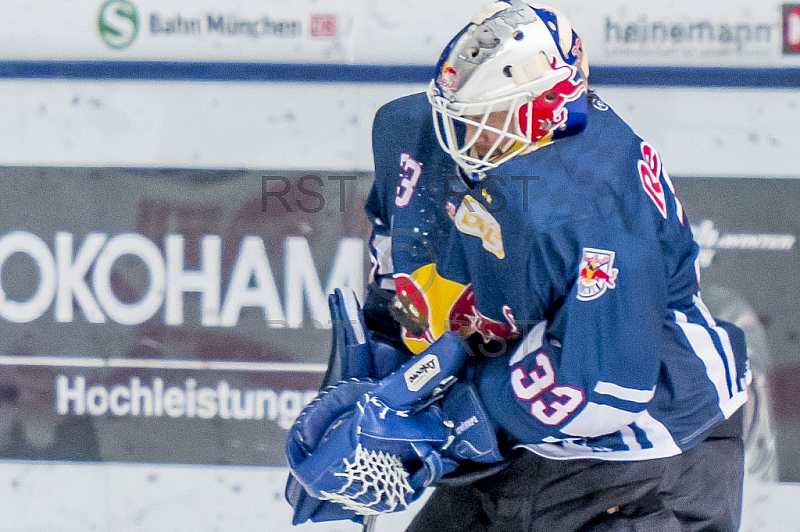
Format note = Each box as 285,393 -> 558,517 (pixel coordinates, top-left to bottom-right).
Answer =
365,101 -> 399,294
365,94 -> 486,354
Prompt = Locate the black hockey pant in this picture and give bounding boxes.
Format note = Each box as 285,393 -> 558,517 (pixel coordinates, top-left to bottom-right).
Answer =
406,413 -> 744,532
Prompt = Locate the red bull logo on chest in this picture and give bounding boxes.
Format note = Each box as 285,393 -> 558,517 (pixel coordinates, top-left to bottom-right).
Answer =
577,248 -> 619,301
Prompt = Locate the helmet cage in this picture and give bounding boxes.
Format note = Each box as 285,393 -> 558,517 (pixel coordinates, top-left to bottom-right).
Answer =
428,63 -> 583,177
429,83 -> 535,176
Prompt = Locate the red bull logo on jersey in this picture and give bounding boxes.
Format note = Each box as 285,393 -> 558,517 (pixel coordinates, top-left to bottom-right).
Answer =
394,265 -> 520,354
394,273 -> 437,345
448,285 -> 519,343
577,248 -> 619,301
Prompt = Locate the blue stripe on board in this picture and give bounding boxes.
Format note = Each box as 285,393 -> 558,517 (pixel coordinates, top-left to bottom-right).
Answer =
0,61 -> 799,87
0,61 -> 433,84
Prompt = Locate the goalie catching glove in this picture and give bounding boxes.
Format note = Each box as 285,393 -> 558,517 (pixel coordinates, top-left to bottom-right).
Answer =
285,287 -> 413,525
286,331 -> 503,521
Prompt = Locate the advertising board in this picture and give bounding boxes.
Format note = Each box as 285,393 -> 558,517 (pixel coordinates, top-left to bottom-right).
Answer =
0,167 -> 372,465
1,0 -> 799,68
676,177 -> 798,481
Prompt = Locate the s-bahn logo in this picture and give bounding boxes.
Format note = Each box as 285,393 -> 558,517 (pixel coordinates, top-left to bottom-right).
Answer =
97,0 -> 140,50
784,4 -> 800,54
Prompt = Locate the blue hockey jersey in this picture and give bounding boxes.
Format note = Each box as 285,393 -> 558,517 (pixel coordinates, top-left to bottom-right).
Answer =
366,91 -> 749,461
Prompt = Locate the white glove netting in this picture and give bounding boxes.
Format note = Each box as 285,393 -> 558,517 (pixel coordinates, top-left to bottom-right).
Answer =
319,444 -> 415,515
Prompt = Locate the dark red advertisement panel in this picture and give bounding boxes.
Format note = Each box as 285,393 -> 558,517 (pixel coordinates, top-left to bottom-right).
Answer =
0,168 -> 371,465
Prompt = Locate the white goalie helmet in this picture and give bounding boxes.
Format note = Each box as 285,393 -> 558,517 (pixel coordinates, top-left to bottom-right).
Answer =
427,0 -> 590,178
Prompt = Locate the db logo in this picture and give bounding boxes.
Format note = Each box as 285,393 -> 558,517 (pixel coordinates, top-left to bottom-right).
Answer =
310,14 -> 338,38
784,4 -> 800,54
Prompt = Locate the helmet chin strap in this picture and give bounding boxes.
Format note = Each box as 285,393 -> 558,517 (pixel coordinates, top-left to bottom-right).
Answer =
469,133 -> 553,173
486,139 -> 523,164
466,137 -> 517,169
480,105 -> 551,165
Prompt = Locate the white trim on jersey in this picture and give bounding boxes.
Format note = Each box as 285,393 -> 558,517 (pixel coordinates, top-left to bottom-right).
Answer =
508,320 -> 548,366
711,323 -> 739,398
619,425 -> 643,452
634,410 -> 682,456
721,386 -> 749,419
675,300 -> 749,419
594,381 -> 656,404
560,402 -> 639,438
674,309 -> 730,411
370,233 -> 396,290
371,233 -> 394,276
518,410 -> 682,461
693,294 -> 717,327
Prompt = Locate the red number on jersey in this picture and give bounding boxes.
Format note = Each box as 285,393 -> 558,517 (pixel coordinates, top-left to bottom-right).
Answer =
638,141 -> 667,219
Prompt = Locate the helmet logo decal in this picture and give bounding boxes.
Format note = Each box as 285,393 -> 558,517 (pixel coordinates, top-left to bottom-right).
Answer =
577,248 -> 619,301
437,62 -> 459,91
519,62 -> 585,143
437,25 -> 502,96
